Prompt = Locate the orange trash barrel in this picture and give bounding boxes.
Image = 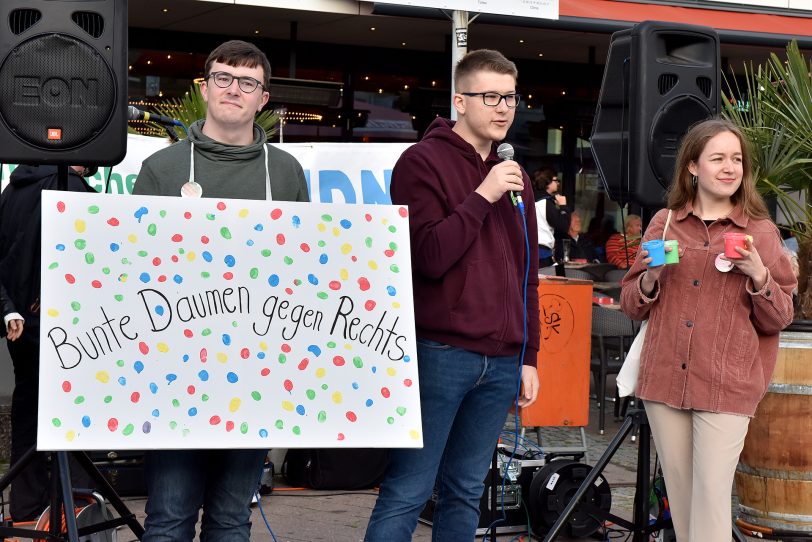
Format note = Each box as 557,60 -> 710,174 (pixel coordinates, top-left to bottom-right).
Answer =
735,330 -> 812,532
520,276 -> 592,427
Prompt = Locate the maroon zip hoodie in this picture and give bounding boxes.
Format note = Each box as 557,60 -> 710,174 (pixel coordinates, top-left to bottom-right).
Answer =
391,118 -> 539,366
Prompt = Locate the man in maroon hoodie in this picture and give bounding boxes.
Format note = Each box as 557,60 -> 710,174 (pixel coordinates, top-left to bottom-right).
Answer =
365,49 -> 540,541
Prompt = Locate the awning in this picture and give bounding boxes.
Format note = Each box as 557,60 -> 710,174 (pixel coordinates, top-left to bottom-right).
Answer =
560,0 -> 812,40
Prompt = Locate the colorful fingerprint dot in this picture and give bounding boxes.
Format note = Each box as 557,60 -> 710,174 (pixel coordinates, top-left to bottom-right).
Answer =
96,371 -> 110,383
229,398 -> 241,412
332,391 -> 343,404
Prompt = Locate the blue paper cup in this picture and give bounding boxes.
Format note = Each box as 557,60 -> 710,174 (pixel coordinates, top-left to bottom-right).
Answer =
642,239 -> 666,267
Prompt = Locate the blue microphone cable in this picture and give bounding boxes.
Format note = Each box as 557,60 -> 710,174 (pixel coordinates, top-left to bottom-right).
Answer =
483,192 -> 532,541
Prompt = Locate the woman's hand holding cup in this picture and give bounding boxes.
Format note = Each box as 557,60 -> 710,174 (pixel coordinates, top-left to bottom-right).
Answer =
726,235 -> 768,290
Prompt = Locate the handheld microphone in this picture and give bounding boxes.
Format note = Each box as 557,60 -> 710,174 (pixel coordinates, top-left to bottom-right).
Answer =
127,106 -> 182,127
496,142 -> 524,212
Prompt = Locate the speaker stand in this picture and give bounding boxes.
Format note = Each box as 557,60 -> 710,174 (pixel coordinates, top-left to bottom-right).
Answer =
541,406 -> 750,542
542,407 -> 668,542
0,446 -> 144,541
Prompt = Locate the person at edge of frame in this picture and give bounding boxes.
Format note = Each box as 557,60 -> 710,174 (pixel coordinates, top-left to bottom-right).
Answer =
0,164 -> 98,522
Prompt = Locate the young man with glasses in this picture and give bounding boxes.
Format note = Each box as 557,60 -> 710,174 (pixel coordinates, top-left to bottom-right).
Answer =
134,40 -> 308,542
364,49 -> 539,541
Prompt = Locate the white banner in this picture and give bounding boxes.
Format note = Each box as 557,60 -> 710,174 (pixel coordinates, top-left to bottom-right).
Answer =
372,0 -> 558,19
1,135 -> 412,205
39,191 -> 421,450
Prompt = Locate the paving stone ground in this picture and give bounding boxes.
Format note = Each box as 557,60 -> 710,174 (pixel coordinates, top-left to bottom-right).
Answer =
0,389 -> 761,541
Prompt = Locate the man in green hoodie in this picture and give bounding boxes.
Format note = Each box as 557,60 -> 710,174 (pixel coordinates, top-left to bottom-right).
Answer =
134,40 -> 309,542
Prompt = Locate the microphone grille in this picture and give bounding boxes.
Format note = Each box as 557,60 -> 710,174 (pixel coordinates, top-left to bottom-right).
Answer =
496,143 -> 514,161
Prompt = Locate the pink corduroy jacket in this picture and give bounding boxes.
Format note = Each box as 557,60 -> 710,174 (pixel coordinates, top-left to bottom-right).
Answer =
620,204 -> 797,416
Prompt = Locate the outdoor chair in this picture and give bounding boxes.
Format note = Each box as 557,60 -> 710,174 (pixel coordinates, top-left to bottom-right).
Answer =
590,305 -> 641,434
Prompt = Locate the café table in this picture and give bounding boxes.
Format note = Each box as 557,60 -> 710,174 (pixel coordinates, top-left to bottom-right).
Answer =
592,281 -> 621,292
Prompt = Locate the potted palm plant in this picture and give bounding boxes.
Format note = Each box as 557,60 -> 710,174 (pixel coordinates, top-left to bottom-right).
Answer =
131,82 -> 280,141
724,40 -> 812,536
723,40 -> 812,321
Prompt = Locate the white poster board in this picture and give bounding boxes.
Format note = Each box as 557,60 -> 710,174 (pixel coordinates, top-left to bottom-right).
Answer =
38,191 -> 421,450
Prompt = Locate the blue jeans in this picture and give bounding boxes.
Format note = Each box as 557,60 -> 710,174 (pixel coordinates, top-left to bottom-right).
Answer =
365,339 -> 520,542
143,449 -> 267,542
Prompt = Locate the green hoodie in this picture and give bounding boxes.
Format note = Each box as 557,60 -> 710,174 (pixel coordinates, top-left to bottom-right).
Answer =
134,119 -> 309,202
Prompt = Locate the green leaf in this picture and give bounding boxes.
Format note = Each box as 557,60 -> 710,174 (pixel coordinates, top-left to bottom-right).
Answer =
723,40 -> 812,241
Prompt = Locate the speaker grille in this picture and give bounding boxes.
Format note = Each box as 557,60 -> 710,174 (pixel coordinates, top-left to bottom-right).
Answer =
658,73 -> 678,95
0,33 -> 115,150
72,11 -> 104,39
696,76 -> 713,99
9,8 -> 42,35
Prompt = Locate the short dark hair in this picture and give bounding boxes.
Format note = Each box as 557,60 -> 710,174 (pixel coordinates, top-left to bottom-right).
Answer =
204,40 -> 271,89
533,168 -> 558,190
454,49 -> 517,90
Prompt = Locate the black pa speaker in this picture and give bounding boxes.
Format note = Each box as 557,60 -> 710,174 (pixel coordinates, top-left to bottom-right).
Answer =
0,0 -> 128,165
591,21 -> 720,208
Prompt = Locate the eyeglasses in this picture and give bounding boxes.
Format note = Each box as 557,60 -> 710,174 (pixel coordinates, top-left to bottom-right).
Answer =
206,71 -> 265,93
460,92 -> 521,108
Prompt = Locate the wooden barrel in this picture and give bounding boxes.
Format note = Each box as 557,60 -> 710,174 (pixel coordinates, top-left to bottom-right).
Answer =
735,331 -> 812,532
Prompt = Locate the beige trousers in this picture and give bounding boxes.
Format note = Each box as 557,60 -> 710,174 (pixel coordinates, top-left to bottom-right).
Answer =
645,401 -> 750,542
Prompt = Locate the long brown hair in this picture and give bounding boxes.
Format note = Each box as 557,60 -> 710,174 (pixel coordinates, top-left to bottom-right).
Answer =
666,118 -> 769,219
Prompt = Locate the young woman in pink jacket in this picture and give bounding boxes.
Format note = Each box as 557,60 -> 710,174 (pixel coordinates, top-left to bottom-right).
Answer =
620,118 -> 797,541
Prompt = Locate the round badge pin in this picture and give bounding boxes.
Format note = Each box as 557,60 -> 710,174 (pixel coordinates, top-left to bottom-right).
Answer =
715,253 -> 734,273
181,181 -> 203,198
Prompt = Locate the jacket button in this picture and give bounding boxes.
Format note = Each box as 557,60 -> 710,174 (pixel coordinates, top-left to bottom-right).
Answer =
681,363 -> 687,369
704,241 -> 709,247
686,321 -> 693,328
693,279 -> 700,286
766,290 -> 772,297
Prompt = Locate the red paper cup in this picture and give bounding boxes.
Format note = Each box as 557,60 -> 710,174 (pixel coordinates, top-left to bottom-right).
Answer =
723,232 -> 748,259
